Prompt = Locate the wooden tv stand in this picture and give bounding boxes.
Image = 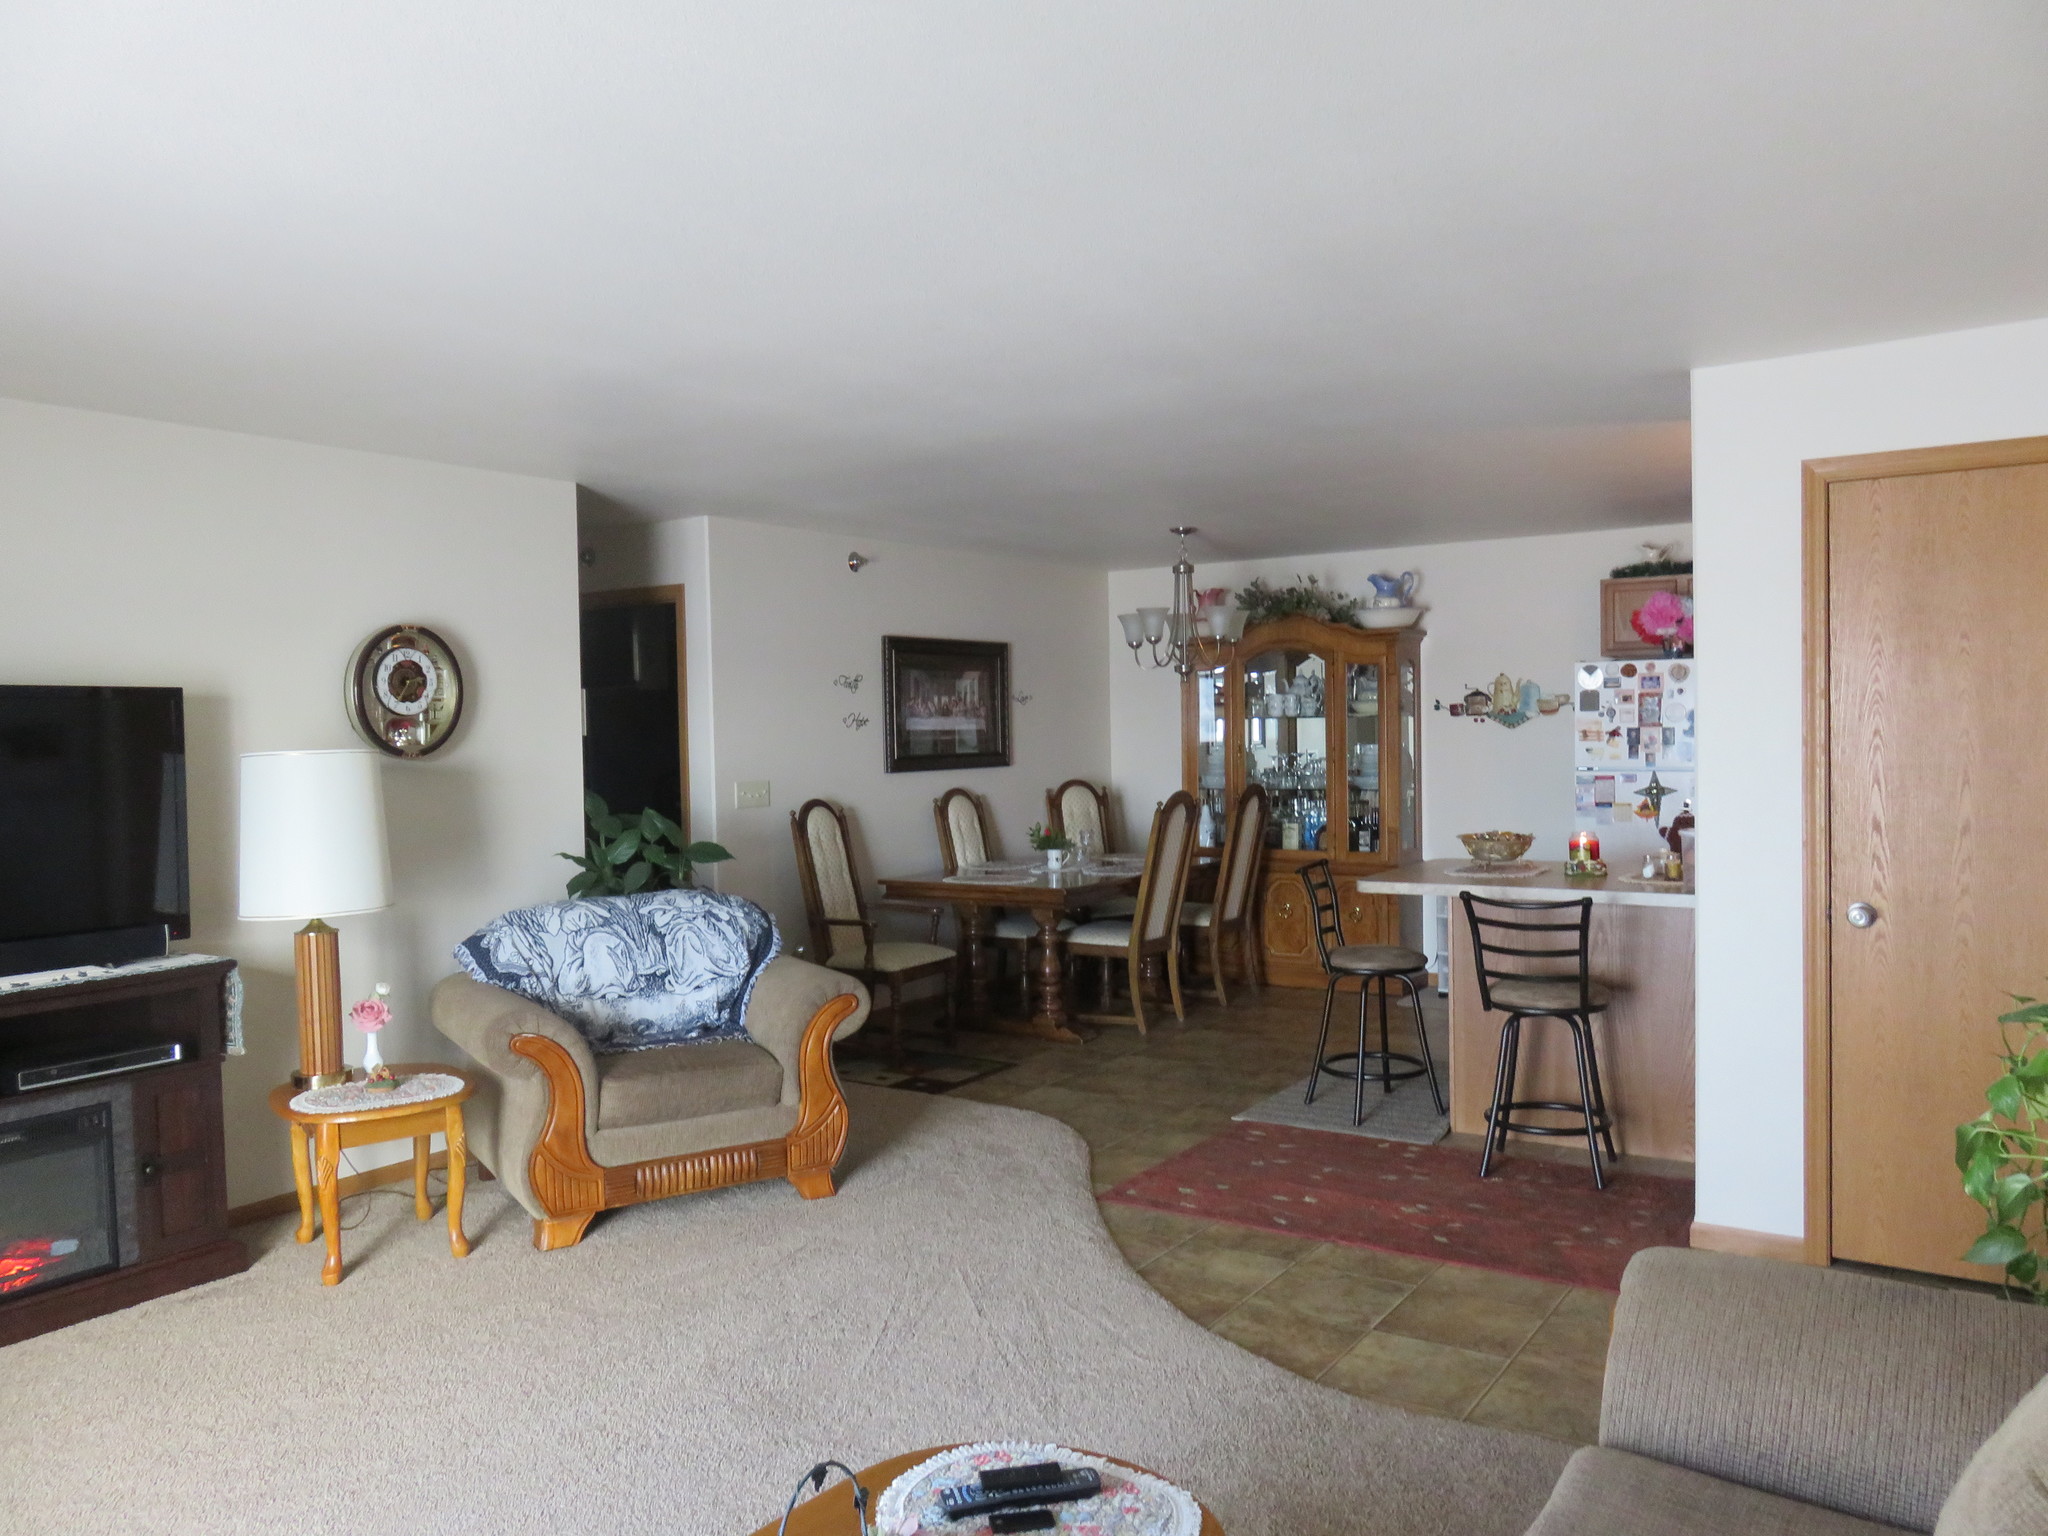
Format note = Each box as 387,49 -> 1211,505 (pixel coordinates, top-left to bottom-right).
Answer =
0,959 -> 249,1347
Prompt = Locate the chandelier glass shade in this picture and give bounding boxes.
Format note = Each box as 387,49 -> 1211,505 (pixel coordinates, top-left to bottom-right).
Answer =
1117,526 -> 1246,676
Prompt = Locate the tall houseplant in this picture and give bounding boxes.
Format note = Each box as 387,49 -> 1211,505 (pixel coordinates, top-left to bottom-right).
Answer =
1956,997 -> 2048,1301
560,793 -> 733,897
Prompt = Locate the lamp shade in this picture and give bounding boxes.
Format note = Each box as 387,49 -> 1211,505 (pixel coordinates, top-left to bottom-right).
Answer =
238,749 -> 392,920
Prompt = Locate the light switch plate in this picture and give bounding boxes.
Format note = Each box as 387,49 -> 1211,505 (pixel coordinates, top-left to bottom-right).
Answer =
734,780 -> 771,809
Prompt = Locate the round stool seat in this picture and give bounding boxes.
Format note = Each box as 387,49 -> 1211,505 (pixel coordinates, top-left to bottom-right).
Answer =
1327,943 -> 1429,975
1488,977 -> 1613,1012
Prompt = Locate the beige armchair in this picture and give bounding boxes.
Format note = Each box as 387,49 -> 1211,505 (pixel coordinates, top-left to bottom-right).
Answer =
432,955 -> 869,1251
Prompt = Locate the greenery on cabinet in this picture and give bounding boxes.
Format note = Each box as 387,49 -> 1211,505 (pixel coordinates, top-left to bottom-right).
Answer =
1956,997 -> 2048,1301
1231,575 -> 1365,629
560,792 -> 733,896
1608,558 -> 1693,579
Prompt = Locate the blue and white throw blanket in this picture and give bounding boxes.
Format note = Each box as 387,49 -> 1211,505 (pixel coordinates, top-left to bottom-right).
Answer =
454,889 -> 780,1052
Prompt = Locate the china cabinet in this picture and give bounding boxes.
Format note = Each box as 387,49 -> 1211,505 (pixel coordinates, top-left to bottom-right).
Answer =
1182,615 -> 1424,988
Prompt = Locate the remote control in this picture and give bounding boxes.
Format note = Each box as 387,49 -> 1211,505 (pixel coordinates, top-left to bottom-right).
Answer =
989,1512 -> 1056,1534
938,1466 -> 1102,1521
980,1464 -> 1063,1494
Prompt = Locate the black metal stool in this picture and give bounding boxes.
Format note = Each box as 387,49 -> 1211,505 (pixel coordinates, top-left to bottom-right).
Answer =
1300,860 -> 1445,1125
1458,892 -> 1617,1188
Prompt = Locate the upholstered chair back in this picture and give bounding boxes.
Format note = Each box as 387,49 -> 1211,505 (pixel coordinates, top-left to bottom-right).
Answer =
1052,780 -> 1109,850
1136,792 -> 1197,943
1216,785 -> 1269,924
795,800 -> 865,963
937,788 -> 989,871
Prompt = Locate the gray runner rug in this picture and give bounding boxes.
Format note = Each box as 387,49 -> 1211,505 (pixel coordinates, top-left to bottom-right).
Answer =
1233,1026 -> 1451,1144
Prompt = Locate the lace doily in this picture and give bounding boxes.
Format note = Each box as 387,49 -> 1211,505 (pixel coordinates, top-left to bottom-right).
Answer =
875,1442 -> 1202,1536
1447,860 -> 1546,878
289,1073 -> 464,1116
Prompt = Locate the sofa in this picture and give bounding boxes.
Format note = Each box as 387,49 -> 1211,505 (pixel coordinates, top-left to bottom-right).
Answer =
432,953 -> 868,1249
1525,1246 -> 2048,1535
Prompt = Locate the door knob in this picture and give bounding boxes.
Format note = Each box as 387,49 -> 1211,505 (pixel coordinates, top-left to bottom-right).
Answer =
1846,902 -> 1878,929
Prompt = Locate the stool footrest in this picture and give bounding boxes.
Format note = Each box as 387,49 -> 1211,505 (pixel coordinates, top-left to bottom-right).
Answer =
1315,1049 -> 1430,1084
1485,1099 -> 1615,1139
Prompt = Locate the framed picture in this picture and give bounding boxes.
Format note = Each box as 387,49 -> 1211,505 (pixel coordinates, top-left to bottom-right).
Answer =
882,636 -> 1011,772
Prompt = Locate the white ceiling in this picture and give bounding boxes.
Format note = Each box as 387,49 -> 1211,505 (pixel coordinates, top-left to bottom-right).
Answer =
3,4 -> 2046,565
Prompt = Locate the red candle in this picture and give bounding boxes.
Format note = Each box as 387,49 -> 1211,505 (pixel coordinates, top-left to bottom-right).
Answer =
1569,831 -> 1600,863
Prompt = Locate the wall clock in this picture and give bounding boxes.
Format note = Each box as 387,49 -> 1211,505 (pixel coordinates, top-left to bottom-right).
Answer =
345,624 -> 464,758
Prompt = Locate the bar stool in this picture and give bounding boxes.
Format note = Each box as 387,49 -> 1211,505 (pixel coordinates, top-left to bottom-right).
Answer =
1300,860 -> 1444,1125
1458,892 -> 1617,1188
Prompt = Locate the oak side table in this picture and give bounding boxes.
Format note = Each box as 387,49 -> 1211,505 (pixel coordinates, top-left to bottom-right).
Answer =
266,1063 -> 476,1286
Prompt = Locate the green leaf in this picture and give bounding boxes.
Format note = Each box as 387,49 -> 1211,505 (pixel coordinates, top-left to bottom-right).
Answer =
2015,1052 -> 2048,1090
642,845 -> 679,871
1965,1226 -> 2034,1267
585,792 -> 612,822
1995,1172 -> 2040,1224
595,813 -> 624,840
684,840 -> 734,864
1988,1074 -> 2026,1121
646,809 -> 686,845
2000,1002 -> 2048,1025
607,829 -> 643,864
1958,1118 -> 2000,1170
621,860 -> 653,893
2010,1250 -> 2041,1285
1963,1147 -> 2003,1208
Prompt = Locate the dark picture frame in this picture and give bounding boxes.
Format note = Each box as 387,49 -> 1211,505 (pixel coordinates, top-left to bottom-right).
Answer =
882,636 -> 1011,773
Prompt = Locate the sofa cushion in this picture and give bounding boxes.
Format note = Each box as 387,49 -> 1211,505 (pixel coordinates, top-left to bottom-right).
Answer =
453,888 -> 780,1052
594,1037 -> 785,1130
1935,1370 -> 2048,1536
1527,1448 -> 1916,1536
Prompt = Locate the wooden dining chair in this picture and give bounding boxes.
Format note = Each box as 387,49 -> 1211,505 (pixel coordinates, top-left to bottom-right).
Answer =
791,798 -> 957,1055
1178,784 -> 1268,1006
1067,791 -> 1198,1033
1047,777 -> 1135,917
932,786 -> 1070,1011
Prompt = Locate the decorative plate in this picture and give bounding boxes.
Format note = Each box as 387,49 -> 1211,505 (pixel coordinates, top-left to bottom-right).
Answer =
876,1443 -> 1201,1536
346,624 -> 464,758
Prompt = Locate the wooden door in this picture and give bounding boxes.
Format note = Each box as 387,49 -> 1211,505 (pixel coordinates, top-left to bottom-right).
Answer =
131,1063 -> 228,1260
1821,445 -> 2048,1277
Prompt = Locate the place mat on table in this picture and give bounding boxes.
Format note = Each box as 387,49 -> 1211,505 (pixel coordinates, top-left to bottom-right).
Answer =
289,1073 -> 464,1116
877,1442 -> 1201,1536
1611,875 -> 1693,892
1446,861 -> 1546,878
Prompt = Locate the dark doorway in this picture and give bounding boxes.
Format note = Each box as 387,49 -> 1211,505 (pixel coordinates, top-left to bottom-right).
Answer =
580,586 -> 687,832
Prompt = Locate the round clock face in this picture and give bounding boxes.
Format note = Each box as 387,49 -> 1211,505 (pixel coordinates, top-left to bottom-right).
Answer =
346,625 -> 464,758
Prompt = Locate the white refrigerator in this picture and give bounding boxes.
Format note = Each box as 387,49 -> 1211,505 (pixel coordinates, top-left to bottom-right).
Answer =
1572,657 -> 1695,867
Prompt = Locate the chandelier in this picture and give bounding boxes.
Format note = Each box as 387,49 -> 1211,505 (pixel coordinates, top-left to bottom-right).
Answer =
1117,525 -> 1246,676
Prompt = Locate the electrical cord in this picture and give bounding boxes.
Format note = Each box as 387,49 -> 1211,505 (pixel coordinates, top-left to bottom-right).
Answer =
776,1461 -> 872,1536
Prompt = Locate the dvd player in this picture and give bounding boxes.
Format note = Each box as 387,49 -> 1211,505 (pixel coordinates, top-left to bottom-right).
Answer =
10,1039 -> 185,1093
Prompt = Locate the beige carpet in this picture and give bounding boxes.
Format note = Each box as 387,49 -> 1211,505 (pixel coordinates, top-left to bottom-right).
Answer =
1,1087 -> 1571,1535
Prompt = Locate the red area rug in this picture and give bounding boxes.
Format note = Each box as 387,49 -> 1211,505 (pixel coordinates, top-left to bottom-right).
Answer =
1103,1122 -> 1693,1291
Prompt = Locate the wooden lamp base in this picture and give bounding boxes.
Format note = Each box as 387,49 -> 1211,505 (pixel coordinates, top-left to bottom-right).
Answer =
292,917 -> 349,1089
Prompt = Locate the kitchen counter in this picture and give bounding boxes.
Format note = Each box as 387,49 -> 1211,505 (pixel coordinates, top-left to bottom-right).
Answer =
1353,858 -> 1694,908
1357,856 -> 1696,1164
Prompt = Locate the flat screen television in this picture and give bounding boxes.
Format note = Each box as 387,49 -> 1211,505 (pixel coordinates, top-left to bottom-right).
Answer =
0,686 -> 189,978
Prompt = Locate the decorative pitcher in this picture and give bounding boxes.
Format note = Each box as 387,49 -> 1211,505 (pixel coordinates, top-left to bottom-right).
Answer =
1366,570 -> 1418,608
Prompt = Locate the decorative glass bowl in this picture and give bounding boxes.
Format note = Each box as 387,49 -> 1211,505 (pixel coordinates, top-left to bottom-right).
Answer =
1458,831 -> 1536,864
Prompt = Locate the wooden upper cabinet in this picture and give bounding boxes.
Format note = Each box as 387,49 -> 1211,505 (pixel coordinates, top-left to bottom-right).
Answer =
1181,615 -> 1423,987
1600,575 -> 1692,659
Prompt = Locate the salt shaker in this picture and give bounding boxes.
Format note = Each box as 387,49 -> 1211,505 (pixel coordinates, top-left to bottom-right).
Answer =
1641,853 -> 1662,879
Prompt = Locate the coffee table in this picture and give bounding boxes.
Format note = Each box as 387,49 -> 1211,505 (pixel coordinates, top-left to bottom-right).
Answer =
748,1445 -> 1225,1535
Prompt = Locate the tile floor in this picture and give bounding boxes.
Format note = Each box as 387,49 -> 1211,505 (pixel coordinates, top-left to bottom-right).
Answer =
891,979 -> 1617,1444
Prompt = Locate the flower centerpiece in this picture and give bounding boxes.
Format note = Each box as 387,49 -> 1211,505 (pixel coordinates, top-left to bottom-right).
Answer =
349,983 -> 398,1090
1630,589 -> 1694,656
1026,821 -> 1075,872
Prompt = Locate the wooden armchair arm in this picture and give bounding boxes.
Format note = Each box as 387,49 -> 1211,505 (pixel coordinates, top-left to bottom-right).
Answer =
877,898 -> 945,944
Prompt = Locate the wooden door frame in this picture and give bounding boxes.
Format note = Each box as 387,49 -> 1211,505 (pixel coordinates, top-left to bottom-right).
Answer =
579,584 -> 690,838
1801,434 -> 2048,1267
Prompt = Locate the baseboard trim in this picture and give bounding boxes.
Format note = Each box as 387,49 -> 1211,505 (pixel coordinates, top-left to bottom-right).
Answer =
228,1151 -> 491,1229
1690,1221 -> 1810,1263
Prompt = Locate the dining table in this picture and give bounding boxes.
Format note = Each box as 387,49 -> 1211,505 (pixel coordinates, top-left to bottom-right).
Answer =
877,857 -> 1148,1043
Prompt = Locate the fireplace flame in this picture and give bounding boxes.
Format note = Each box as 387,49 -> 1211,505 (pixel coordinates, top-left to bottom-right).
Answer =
0,1237 -> 82,1295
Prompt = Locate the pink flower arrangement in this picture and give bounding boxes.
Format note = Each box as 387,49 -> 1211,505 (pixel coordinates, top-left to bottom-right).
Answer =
348,989 -> 391,1034
1630,589 -> 1694,649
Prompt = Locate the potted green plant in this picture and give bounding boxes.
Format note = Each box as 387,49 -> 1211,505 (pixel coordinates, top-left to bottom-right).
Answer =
1026,821 -> 1074,872
1956,996 -> 2048,1301
559,793 -> 733,897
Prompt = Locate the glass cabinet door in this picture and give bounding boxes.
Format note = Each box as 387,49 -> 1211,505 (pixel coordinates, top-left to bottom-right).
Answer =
1193,663 -> 1229,847
1242,649 -> 1329,852
1400,656 -> 1420,854
1343,661 -> 1382,853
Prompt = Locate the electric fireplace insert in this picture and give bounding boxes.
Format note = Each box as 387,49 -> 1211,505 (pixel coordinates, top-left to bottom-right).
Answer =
0,1087 -> 135,1302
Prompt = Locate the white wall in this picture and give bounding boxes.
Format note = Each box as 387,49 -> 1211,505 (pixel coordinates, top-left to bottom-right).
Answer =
582,515 -> 1111,951
1107,522 -> 1692,863
0,397 -> 583,1205
1692,315 -> 2048,1241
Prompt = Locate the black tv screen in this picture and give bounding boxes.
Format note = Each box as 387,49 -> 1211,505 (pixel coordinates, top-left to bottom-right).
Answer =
0,686 -> 189,952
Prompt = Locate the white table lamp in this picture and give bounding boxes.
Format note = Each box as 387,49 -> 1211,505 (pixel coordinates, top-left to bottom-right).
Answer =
239,749 -> 392,1088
